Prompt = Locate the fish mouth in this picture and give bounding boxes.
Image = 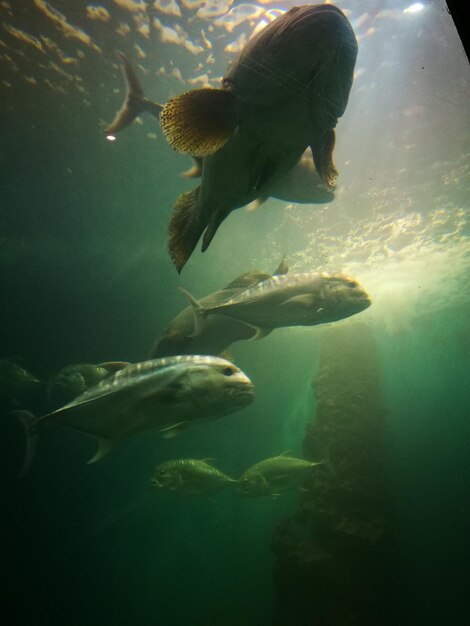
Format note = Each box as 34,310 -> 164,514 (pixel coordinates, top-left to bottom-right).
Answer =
231,385 -> 255,403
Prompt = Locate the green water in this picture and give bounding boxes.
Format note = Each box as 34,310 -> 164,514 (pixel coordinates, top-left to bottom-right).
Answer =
1,1 -> 469,625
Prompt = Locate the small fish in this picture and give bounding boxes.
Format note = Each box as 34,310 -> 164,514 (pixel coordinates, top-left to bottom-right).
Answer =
151,258 -> 288,358
238,453 -> 322,497
105,6 -> 357,272
181,272 -> 371,340
13,356 -> 254,476
104,51 -> 163,135
150,458 -> 236,495
0,357 -> 43,406
47,361 -> 130,406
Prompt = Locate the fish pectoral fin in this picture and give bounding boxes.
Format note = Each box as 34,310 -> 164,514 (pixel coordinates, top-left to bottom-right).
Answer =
310,130 -> 338,189
159,422 -> 188,439
180,157 -> 203,179
280,294 -> 317,308
152,384 -> 185,404
160,88 -> 236,157
244,196 -> 268,212
168,187 -> 204,273
272,255 -> 289,276
87,438 -> 118,465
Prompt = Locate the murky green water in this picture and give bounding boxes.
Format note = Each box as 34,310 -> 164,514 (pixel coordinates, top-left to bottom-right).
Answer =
1,1 -> 469,625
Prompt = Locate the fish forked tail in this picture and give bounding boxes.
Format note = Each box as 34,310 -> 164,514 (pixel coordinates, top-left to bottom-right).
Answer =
9,410 -> 40,478
168,187 -> 206,273
104,51 -> 163,135
178,287 -> 206,336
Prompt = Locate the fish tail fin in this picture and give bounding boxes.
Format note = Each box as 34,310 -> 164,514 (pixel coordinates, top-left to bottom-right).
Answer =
104,51 -> 163,135
168,187 -> 204,272
10,410 -> 40,478
178,287 -> 206,336
160,88 -> 236,156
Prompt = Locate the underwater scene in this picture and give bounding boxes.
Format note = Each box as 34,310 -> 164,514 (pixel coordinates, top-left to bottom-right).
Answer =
1,1 -> 469,625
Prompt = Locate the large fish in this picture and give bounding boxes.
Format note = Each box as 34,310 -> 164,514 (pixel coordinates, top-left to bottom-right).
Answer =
150,458 -> 236,495
14,356 -> 254,475
150,258 -> 288,357
181,272 -> 371,339
105,5 -> 357,272
238,452 -> 323,497
160,4 -> 357,271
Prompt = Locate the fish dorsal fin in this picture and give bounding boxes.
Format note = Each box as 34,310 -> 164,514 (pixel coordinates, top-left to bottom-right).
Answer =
159,422 -> 188,439
279,450 -> 293,457
202,458 -> 216,465
218,350 -> 234,362
160,88 -> 236,157
280,294 -> 316,308
98,361 -> 130,374
201,213 -> 224,253
251,326 -> 272,341
168,187 -> 204,273
273,256 -> 289,276
179,287 -> 205,336
245,196 -> 268,212
87,438 -> 118,465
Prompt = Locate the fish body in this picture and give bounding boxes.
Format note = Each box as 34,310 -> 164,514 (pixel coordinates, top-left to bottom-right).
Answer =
150,458 -> 236,495
238,453 -> 322,497
184,272 -> 370,337
16,356 -> 254,473
151,259 -> 288,357
161,5 -> 357,271
47,361 -> 129,406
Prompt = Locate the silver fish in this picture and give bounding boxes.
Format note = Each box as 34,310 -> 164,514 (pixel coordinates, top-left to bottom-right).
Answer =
182,272 -> 371,339
238,453 -> 322,497
14,356 -> 254,475
151,258 -> 288,357
150,458 -> 236,495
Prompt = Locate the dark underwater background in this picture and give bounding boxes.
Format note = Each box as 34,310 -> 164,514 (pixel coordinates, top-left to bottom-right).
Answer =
1,1 -> 469,625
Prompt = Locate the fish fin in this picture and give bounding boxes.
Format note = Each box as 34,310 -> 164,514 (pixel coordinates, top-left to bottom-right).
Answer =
180,157 -> 203,179
87,438 -> 118,464
280,294 -> 316,308
151,384 -> 185,404
160,88 -> 236,156
248,326 -> 272,341
218,350 -> 234,362
178,287 -> 206,336
159,422 -> 188,439
98,361 -> 130,373
201,213 -> 224,253
310,129 -> 338,189
272,255 -> 288,276
168,187 -> 204,273
244,196 -> 268,212
279,450 -> 293,457
104,51 -> 163,135
10,410 -> 40,478
201,458 -> 216,464
253,157 -> 279,191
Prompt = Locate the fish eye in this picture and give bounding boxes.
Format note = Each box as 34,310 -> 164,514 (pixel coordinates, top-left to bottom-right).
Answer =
347,280 -> 357,288
222,366 -> 235,376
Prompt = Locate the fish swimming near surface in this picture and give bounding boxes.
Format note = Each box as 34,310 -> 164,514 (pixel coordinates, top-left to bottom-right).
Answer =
181,272 -> 371,340
47,361 -> 130,407
150,257 -> 288,358
150,458 -> 237,495
13,356 -> 254,476
238,452 -> 323,497
105,5 -> 357,272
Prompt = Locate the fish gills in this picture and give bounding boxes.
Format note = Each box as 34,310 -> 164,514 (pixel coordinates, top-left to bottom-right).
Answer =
160,88 -> 236,157
168,188 -> 205,273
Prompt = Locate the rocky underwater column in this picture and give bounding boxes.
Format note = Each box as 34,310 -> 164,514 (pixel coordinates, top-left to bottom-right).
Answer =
271,322 -> 394,626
